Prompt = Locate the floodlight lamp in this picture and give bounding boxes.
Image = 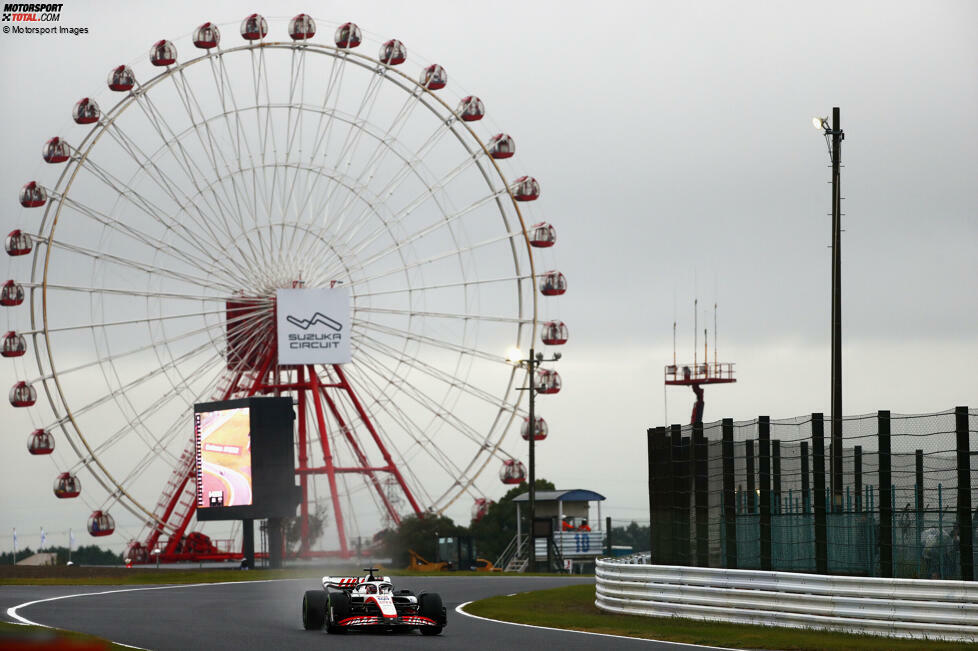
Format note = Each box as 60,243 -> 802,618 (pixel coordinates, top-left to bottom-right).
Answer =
505,347 -> 522,363
553,352 -> 562,361
812,116 -> 828,131
535,352 -> 544,362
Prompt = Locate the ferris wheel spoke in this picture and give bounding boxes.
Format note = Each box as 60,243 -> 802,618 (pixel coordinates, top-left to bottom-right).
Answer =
352,318 -> 505,365
134,90 -> 267,276
342,358 -> 464,501
100,124 -> 264,284
53,193 -> 238,285
27,282 -> 237,304
40,306 -> 229,337
353,332 -> 510,418
354,305 -> 528,326
171,69 -> 267,269
45,236 -> 243,293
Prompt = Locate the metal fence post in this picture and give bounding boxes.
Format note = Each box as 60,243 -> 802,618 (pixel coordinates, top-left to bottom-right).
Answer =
813,413 -> 828,574
879,410 -> 893,578
854,445 -> 863,512
694,421 -> 709,566
801,441 -> 810,514
957,406 -> 974,581
759,416 -> 772,571
671,424 -> 689,566
722,418 -> 737,569
746,439 -> 756,514
773,440 -> 782,514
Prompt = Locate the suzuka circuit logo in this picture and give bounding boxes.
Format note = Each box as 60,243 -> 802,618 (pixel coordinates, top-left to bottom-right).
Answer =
286,312 -> 343,332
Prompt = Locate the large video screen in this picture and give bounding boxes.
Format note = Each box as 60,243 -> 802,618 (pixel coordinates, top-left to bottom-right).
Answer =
194,397 -> 298,521
195,407 -> 253,509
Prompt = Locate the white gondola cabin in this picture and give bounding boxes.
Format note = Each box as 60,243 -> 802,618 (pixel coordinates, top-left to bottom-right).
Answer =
420,64 -> 447,90
379,39 -> 406,65
43,137 -> 70,164
193,22 -> 220,49
511,176 -> 540,201
1,280 -> 25,306
289,13 -> 316,40
54,472 -> 80,498
334,22 -> 361,48
150,40 -> 177,66
488,133 -> 515,159
5,230 -> 32,257
28,429 -> 54,455
73,98 -> 100,124
500,459 -> 526,485
521,416 -> 548,441
107,65 -> 135,92
541,320 -> 568,345
529,222 -> 556,248
19,182 -> 46,208
9,380 -> 36,407
457,96 -> 485,121
540,270 -> 567,296
2,331 -> 26,357
88,510 -> 115,537
240,14 -> 268,41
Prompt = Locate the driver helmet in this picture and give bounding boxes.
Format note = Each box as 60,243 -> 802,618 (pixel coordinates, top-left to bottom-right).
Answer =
364,584 -> 377,594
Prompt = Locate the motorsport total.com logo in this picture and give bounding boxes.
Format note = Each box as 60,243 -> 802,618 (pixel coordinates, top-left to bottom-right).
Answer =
2,3 -> 63,21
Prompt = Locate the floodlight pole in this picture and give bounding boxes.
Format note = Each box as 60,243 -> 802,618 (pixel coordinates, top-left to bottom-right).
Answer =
527,347 -> 536,570
828,107 -> 844,512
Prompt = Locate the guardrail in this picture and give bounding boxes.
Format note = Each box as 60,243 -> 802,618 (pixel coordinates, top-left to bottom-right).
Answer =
595,554 -> 978,642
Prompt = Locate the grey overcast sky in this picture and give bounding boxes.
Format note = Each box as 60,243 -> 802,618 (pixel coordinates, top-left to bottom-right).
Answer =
2,0 -> 976,553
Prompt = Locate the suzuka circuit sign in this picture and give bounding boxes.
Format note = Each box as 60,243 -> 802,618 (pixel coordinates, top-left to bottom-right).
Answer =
276,288 -> 352,365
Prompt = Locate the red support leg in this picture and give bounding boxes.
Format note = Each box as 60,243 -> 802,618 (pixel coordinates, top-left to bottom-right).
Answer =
307,368 -> 350,556
297,365 -> 310,553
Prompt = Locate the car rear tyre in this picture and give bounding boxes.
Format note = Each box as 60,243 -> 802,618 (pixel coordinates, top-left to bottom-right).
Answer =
326,591 -> 351,634
302,590 -> 327,630
418,592 -> 445,636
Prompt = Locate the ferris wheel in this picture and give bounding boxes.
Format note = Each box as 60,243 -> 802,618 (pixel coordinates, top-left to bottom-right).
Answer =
3,14 -> 568,560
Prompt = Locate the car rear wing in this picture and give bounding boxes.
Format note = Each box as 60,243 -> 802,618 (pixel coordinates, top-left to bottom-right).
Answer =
323,576 -> 363,589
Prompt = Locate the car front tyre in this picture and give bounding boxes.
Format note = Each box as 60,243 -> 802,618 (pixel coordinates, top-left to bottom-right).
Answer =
302,590 -> 327,630
418,592 -> 445,636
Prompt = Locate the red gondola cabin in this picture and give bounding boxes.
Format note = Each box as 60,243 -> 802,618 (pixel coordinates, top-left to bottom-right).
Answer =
420,64 -> 447,90
54,472 -> 80,498
488,133 -> 515,159
521,416 -> 548,441
9,380 -> 36,407
529,222 -> 556,248
289,13 -> 316,40
28,429 -> 54,455
2,331 -> 26,357
1,280 -> 25,306
240,14 -> 268,41
541,320 -> 568,345
43,137 -> 70,164
107,65 -> 135,92
335,22 -> 361,48
379,39 -> 407,65
73,98 -> 100,125
540,270 -> 567,296
512,176 -> 540,202
150,40 -> 177,66
88,510 -> 115,537
471,497 -> 492,522
193,22 -> 220,49
458,96 -> 485,122
535,369 -> 562,394
19,182 -> 46,208
5,230 -> 32,257
500,459 -> 526,484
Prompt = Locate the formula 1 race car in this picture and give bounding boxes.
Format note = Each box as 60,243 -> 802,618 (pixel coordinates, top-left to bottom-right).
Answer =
302,568 -> 447,635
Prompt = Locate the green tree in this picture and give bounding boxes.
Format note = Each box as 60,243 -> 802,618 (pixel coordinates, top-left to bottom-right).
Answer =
468,478 -> 555,563
285,504 -> 329,553
610,521 -> 651,553
379,513 -> 465,569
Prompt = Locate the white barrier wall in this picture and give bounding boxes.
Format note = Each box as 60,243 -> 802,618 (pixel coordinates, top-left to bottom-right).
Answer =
595,554 -> 978,642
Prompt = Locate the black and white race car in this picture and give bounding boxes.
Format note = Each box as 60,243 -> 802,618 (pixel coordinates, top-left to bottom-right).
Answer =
302,568 -> 447,635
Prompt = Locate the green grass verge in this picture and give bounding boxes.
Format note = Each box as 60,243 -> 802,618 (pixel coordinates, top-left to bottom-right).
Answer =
0,620 -> 132,650
0,566 -> 332,586
463,584 -> 978,651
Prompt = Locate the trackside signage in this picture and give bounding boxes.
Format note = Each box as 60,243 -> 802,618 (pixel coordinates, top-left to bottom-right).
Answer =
276,288 -> 351,365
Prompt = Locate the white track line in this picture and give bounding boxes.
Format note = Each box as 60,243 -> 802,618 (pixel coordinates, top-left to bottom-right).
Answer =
455,601 -> 738,650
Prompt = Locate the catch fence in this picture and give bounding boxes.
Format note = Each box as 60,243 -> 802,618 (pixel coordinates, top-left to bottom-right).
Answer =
647,407 -> 976,579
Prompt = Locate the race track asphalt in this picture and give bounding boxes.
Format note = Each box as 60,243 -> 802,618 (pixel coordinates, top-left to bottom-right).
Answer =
2,575 -> 718,650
